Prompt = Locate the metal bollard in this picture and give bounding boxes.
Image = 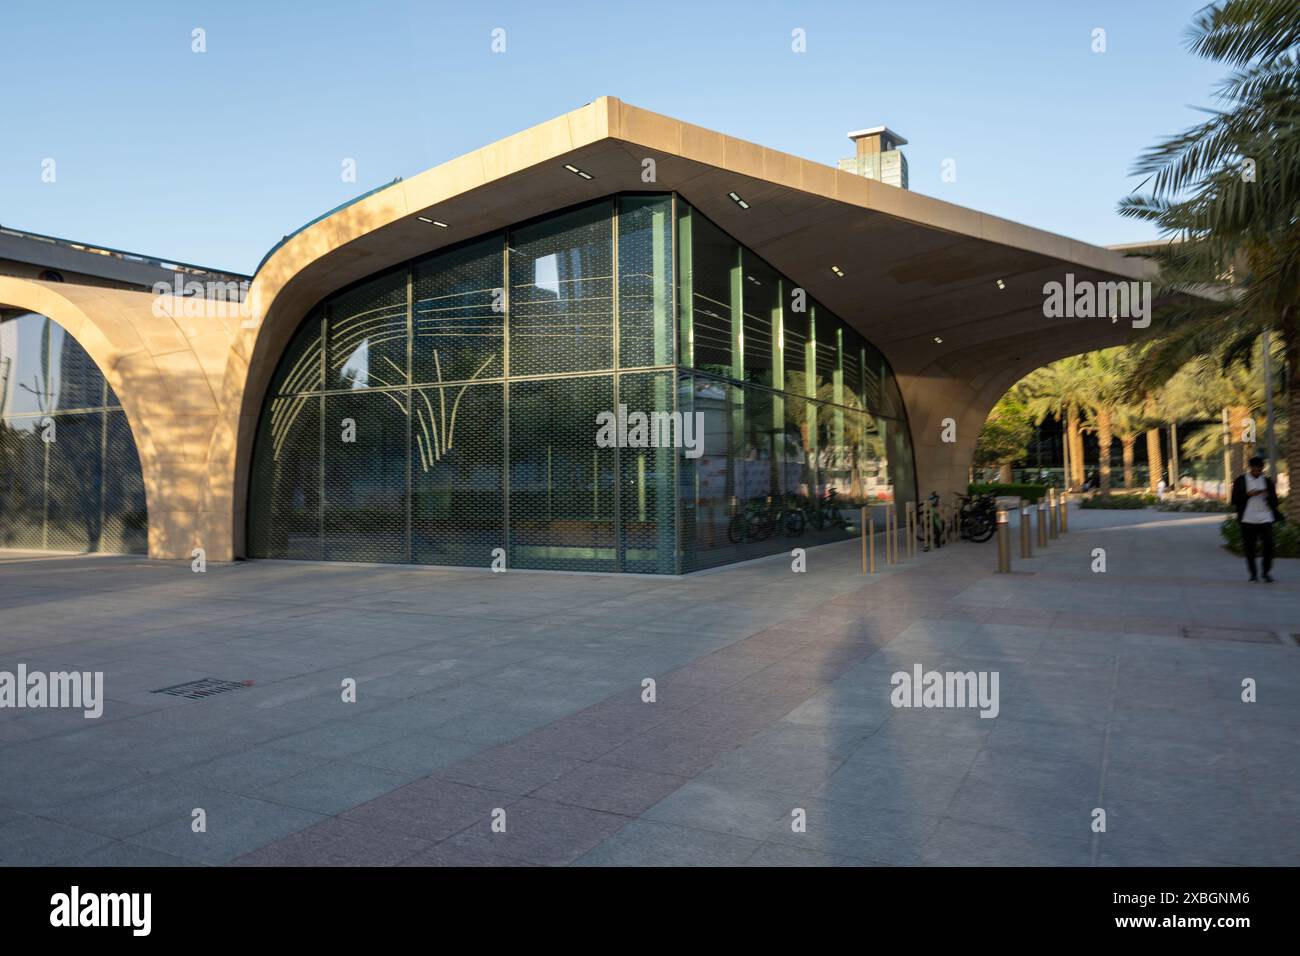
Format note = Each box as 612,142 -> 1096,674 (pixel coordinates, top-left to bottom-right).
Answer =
1037,498 -> 1049,547
861,507 -> 867,574
924,500 -> 933,552
886,504 -> 897,565
1020,504 -> 1032,558
1048,488 -> 1059,538
895,505 -> 901,563
996,508 -> 1011,572
1059,492 -> 1068,533
906,501 -> 917,558
868,513 -> 876,573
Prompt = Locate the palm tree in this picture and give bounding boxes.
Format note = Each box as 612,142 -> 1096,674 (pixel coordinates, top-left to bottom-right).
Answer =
1079,348 -> 1135,495
1143,391 -> 1166,491
1119,0 -> 1300,516
1112,401 -> 1147,489
1160,341 -> 1279,482
1022,356 -> 1092,489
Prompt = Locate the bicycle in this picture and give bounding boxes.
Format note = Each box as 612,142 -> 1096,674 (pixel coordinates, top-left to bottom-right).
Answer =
776,492 -> 806,537
807,488 -> 850,532
916,492 -> 946,550
726,496 -> 780,544
956,492 -> 997,543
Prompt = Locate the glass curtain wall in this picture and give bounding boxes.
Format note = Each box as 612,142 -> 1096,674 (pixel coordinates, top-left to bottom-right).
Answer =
248,193 -> 915,574
675,200 -> 915,572
248,195 -> 676,573
0,309 -> 148,554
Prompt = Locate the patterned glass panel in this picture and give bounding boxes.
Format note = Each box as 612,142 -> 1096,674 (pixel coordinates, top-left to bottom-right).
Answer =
862,342 -> 885,414
509,201 -> 614,376
413,236 -> 504,387
323,390 -> 408,562
617,371 -> 676,573
248,395 -> 321,559
842,328 -> 865,408
618,195 -> 673,369
689,212 -> 736,379
813,308 -> 838,400
741,251 -> 779,388
677,373 -> 739,572
0,417 -> 45,549
326,272 -> 407,391
508,375 -> 616,571
783,286 -> 811,397
268,311 -> 323,397
411,382 -> 504,567
45,411 -> 102,552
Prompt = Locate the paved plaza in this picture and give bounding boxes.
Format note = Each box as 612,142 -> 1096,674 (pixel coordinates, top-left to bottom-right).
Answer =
1,507 -> 1297,866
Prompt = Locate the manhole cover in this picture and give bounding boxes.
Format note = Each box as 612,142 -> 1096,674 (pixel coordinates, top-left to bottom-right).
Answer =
152,678 -> 253,699
1182,626 -> 1280,644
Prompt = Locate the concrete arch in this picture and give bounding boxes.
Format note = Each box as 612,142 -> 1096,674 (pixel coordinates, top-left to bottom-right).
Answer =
0,276 -> 242,558
896,318 -> 1136,499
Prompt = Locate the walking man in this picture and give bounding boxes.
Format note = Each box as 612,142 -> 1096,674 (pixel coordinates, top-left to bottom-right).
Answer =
1231,456 -> 1281,583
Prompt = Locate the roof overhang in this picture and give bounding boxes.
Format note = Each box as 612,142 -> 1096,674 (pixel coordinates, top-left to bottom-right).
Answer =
248,96 -> 1167,399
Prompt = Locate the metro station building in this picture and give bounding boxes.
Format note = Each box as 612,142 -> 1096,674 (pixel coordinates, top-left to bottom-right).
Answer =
0,98 -> 1152,573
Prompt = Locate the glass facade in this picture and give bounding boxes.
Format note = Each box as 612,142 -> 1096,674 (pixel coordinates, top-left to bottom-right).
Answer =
0,309 -> 148,554
248,194 -> 914,573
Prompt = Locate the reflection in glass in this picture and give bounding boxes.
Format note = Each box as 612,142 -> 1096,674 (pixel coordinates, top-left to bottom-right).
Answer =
326,272 -> 407,391
509,202 -> 614,376
413,236 -> 503,386
0,309 -> 147,554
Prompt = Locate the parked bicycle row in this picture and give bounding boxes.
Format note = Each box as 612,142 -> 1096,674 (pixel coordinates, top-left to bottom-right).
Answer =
723,490 -> 1000,548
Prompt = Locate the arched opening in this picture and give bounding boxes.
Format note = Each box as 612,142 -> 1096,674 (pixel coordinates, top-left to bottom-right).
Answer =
0,308 -> 147,553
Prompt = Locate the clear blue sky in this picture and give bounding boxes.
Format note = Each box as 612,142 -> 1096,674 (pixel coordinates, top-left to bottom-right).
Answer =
1,0 -> 1225,276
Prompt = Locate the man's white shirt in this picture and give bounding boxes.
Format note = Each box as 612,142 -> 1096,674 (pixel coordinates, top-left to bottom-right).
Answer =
1243,474 -> 1273,524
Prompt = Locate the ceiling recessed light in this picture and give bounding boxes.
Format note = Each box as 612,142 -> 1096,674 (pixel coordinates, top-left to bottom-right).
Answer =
830,265 -> 845,277
416,217 -> 449,227
564,163 -> 593,180
727,191 -> 750,210
996,279 -> 1006,289
933,336 -> 944,344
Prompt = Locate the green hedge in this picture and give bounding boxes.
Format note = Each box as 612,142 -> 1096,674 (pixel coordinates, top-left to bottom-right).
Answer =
1079,494 -> 1155,509
968,482 -> 1048,502
1220,517 -> 1300,558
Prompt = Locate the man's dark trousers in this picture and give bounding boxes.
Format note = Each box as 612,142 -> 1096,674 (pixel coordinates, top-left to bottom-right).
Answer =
1242,522 -> 1274,578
